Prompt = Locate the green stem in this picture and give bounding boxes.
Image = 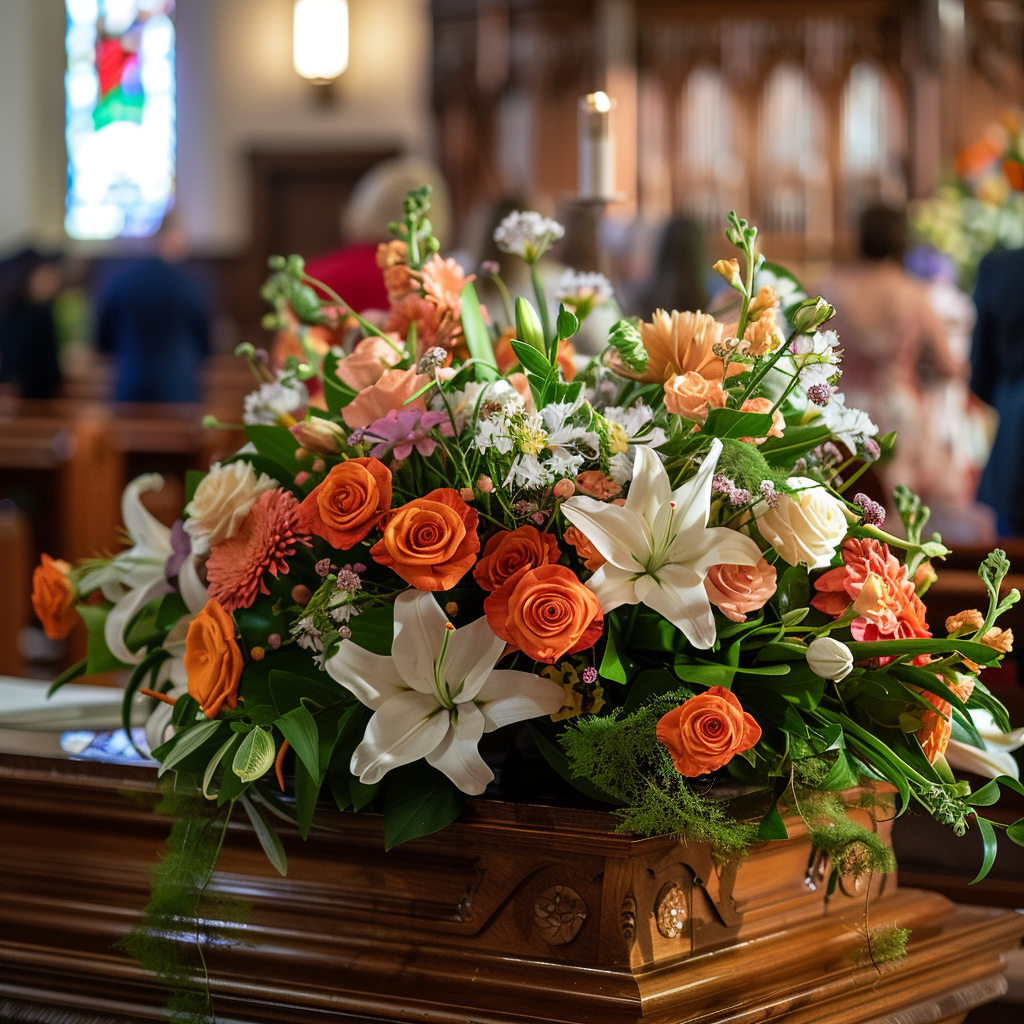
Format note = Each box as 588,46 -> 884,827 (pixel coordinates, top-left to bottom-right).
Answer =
302,273 -> 404,357
530,262 -> 552,352
491,274 -> 515,328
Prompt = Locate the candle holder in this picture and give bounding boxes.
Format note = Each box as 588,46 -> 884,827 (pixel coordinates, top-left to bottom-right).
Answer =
578,91 -> 618,202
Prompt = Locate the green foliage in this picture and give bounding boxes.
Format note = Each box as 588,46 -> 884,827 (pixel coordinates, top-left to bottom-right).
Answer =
850,926 -> 910,969
607,318 -> 647,373
713,437 -> 787,494
460,281 -> 499,381
382,762 -> 465,850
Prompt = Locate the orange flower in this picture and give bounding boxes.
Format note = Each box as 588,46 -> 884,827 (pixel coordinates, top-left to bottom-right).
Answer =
472,526 -> 561,592
575,471 -> 621,500
564,526 -> 605,571
918,675 -> 976,764
1004,159 -> 1024,192
557,340 -> 577,380
419,253 -> 471,313
377,241 -> 414,300
335,335 -> 403,392
747,284 -> 778,322
656,687 -> 761,776
298,457 -> 392,550
370,488 -> 480,590
738,397 -> 786,444
663,371 -> 728,422
483,563 -> 603,664
606,309 -> 730,383
341,367 -> 431,429
184,599 -> 244,719
704,558 -> 777,623
207,489 -> 311,611
31,554 -> 78,641
742,307 -> 786,356
946,609 -> 984,634
981,627 -> 1014,654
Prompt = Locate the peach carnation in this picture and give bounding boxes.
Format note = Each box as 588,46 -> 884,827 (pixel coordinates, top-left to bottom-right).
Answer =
419,254 -> 472,314
206,489 -> 312,612
918,675 -> 976,764
575,471 -> 621,500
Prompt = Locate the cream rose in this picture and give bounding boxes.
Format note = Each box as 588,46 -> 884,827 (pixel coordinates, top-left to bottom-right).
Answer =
756,476 -> 848,569
184,461 -> 277,555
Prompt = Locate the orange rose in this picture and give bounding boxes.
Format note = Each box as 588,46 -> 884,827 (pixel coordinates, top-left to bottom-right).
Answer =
473,526 -> 561,592
299,457 -> 392,550
484,563 -> 603,664
370,488 -> 480,590
564,526 -> 606,571
184,599 -> 244,719
656,687 -> 761,776
704,558 -> 777,623
739,397 -> 785,444
663,371 -> 728,422
31,554 -> 79,641
575,470 -> 621,500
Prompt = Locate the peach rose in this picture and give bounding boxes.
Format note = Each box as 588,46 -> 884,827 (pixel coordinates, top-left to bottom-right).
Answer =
663,371 -> 728,422
184,599 -> 244,719
484,563 -> 603,664
564,526 -> 606,571
299,457 -> 392,550
473,526 -> 561,592
335,335 -> 403,392
370,488 -> 480,590
704,558 -> 777,623
342,367 -> 431,429
739,398 -> 785,444
31,554 -> 78,641
656,687 -> 761,776
575,471 -> 621,500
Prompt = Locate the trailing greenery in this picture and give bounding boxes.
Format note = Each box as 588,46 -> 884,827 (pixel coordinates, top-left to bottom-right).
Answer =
851,925 -> 911,970
117,779 -> 247,1023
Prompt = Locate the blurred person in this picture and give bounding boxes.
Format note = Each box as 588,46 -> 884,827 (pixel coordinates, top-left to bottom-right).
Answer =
0,248 -> 63,400
96,216 -> 211,403
304,156 -> 453,315
970,244 -> 1024,535
628,216 -> 709,318
823,204 -> 961,504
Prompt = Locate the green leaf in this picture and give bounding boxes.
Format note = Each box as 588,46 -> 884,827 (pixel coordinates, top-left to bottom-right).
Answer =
817,751 -> 861,790
349,776 -> 380,811
322,350 -> 357,413
232,727 -> 277,783
753,669 -> 824,711
329,774 -> 353,812
460,282 -> 498,381
757,802 -> 789,841
122,648 -> 171,755
966,779 -> 1002,807
124,602 -> 165,655
776,565 -> 810,617
77,603 -> 131,674
528,723 -> 620,804
847,638 -> 1000,665
184,468 -> 206,506
244,424 -> 304,476
203,734 -> 240,798
382,762 -> 465,850
268,668 -> 348,716
510,338 -> 551,376
599,620 -> 629,685
1006,816 -> 1024,847
155,592 -> 189,631
622,669 -> 682,714
556,304 -> 579,340
294,756 -> 323,839
276,706 -> 320,780
47,658 -> 86,697
759,424 -> 833,467
701,408 -> 774,439
966,679 -> 1012,733
240,794 -> 288,876
969,816 -> 998,884
157,719 -> 224,776
346,603 -> 394,656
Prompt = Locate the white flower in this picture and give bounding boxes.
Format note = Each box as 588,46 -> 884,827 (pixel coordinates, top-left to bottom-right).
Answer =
756,477 -> 848,570
436,379 -> 523,433
607,450 -> 635,485
946,709 -> 1024,780
555,269 -> 613,307
329,598 -> 362,624
473,408 -> 516,455
819,393 -> 878,453
505,454 -> 552,489
603,403 -> 668,452
561,441 -> 762,649
183,461 -> 276,556
541,399 -> 599,462
292,615 -> 324,653
326,591 -> 564,794
143,617 -> 192,752
799,362 -> 840,392
243,377 -> 307,426
806,636 -> 854,681
493,210 -> 565,262
792,329 -> 842,368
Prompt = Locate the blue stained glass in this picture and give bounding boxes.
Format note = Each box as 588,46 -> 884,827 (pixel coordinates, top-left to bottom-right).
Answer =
64,0 -> 176,240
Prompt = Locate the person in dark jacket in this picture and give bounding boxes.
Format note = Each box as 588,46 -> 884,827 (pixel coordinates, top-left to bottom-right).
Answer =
96,221 -> 211,403
0,249 -> 63,400
970,246 -> 1024,534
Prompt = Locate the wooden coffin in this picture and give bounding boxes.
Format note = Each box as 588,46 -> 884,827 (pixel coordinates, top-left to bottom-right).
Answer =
1,744 -> 1022,1024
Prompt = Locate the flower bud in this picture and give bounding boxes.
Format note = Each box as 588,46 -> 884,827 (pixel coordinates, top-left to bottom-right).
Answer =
791,295 -> 836,335
806,636 -> 854,681
607,318 -> 649,373
713,258 -> 742,289
476,475 -> 494,493
460,486 -> 475,503
553,478 -> 575,499
289,418 -> 346,456
515,296 -> 546,353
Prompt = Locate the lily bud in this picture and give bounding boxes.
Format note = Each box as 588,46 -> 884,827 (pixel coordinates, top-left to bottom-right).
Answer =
607,318 -> 649,373
806,636 -> 854,682
289,417 -> 346,455
515,296 -> 546,353
791,295 -> 836,335
713,258 -> 743,289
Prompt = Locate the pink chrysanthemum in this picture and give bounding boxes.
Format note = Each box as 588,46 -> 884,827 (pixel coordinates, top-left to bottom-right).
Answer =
207,489 -> 311,612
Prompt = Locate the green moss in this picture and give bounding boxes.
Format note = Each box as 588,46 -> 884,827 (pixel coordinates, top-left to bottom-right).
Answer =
716,438 -> 788,494
850,925 -> 911,969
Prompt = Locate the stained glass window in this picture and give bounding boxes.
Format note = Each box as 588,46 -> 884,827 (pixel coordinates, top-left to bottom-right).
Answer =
65,0 -> 176,240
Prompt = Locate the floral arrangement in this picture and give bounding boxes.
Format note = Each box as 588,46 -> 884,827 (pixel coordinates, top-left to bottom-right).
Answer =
913,108 -> 1024,288
37,191 -> 1024,890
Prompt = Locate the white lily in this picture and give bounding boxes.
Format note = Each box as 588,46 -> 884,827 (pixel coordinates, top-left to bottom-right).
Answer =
80,474 -> 207,665
143,618 -> 192,752
561,440 -> 762,649
946,709 -> 1024,781
325,591 -> 564,794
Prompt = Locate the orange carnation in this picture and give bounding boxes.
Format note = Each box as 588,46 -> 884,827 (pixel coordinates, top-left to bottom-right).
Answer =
299,457 -> 392,550
370,488 -> 480,590
483,563 -> 603,664
31,554 -> 78,641
184,599 -> 244,719
704,558 -> 777,623
917,675 -> 976,764
473,526 -> 560,592
656,687 -> 761,776
663,371 -> 728,422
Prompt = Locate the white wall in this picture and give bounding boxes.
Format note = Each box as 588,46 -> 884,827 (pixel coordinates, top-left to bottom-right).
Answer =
0,0 -> 433,253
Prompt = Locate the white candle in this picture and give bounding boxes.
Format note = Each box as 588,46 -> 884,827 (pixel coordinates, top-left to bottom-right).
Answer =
579,91 -> 615,199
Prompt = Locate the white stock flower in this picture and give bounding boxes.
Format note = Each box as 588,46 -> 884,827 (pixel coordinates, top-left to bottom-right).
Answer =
561,441 -> 762,649
554,269 -> 613,307
493,210 -> 565,262
243,377 -> 307,426
607,450 -> 635,485
946,709 -> 1024,780
819,393 -> 878,453
756,477 -> 848,569
326,591 -> 563,794
183,461 -> 277,555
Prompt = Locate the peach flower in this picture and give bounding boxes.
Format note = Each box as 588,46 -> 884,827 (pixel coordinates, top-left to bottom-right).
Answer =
564,525 -> 606,571
335,335 -> 403,392
606,309 -> 732,383
656,687 -> 761,776
184,599 -> 244,719
420,254 -> 471,313
341,367 -> 431,429
484,563 -> 603,664
376,240 -> 414,300
31,554 -> 78,641
473,526 -> 561,592
739,397 -> 786,444
663,371 -> 728,422
742,307 -> 785,356
946,609 -> 984,633
370,488 -> 480,591
492,327 -> 518,374
704,558 -> 777,623
575,471 -> 621,500
918,675 -> 976,763
557,340 -> 577,380
298,457 -> 392,550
